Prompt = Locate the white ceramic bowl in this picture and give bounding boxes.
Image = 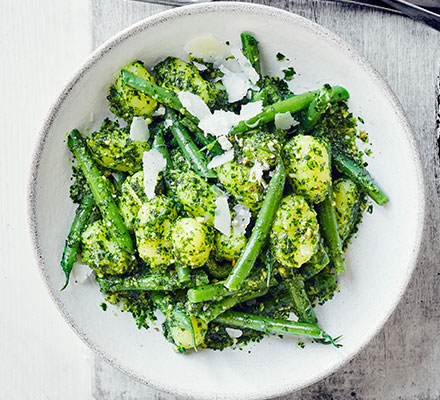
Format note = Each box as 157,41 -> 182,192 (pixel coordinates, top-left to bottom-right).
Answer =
28,2 -> 425,399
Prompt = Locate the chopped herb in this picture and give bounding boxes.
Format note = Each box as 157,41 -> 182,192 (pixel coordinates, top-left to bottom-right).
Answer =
282,67 -> 296,81
276,52 -> 285,61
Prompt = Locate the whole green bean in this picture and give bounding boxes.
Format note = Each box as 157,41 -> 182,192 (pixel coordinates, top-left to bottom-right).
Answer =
334,153 -> 389,205
166,109 -> 216,178
60,193 -> 95,290
122,70 -> 187,118
316,183 -> 345,274
188,272 -> 277,303
67,130 -> 134,253
196,287 -> 269,324
240,32 -> 262,78
229,91 -> 318,135
245,287 -> 292,316
188,283 -> 227,303
97,273 -> 186,292
224,161 -> 286,291
300,84 -> 350,131
174,114 -> 224,157
214,311 -> 341,347
277,266 -> 317,324
153,128 -> 173,169
98,270 -> 209,292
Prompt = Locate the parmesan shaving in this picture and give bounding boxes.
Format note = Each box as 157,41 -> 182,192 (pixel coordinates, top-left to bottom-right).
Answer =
249,160 -> 269,188
152,106 -> 166,116
192,61 -> 208,71
129,117 -> 150,142
199,110 -> 240,137
214,196 -> 231,236
225,327 -> 243,338
197,101 -> 262,139
239,100 -> 263,120
142,148 -> 167,200
177,91 -> 211,121
274,112 -> 298,130
207,149 -> 234,169
184,34 -> 231,63
217,135 -> 233,151
71,262 -> 93,284
219,64 -> 252,103
232,204 -> 251,236
230,48 -> 260,85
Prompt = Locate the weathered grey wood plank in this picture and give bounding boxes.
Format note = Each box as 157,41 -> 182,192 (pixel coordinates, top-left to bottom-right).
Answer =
91,1 -> 440,399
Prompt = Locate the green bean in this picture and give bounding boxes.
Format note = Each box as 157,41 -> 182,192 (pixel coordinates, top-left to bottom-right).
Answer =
153,128 -> 173,169
277,266 -> 317,324
188,283 -> 227,303
176,265 -> 191,283
174,114 -> 223,157
98,269 -> 209,292
188,273 -> 277,303
166,109 -> 216,178
97,272 -> 185,292
60,193 -> 95,290
196,287 -> 269,324
300,84 -> 350,132
316,183 -> 345,274
67,130 -> 134,253
251,87 -> 268,105
229,91 -> 318,135
240,32 -> 261,78
229,85 -> 349,136
246,287 -> 293,316
224,161 -> 286,291
334,153 -> 389,205
214,311 -> 341,347
122,70 -> 186,117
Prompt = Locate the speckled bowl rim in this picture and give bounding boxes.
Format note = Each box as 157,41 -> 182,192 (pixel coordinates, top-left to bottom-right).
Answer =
28,2 -> 426,399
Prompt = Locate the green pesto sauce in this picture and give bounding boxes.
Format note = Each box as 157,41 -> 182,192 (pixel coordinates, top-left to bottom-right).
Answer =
65,33 -> 382,353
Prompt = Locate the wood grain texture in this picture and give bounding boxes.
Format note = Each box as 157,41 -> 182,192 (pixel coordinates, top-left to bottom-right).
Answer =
91,1 -> 440,399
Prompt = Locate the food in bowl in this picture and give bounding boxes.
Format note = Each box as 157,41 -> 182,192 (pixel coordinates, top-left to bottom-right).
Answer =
60,32 -> 388,353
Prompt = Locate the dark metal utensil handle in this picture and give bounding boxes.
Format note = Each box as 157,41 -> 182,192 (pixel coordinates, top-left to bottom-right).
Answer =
380,0 -> 440,31
126,0 -> 211,5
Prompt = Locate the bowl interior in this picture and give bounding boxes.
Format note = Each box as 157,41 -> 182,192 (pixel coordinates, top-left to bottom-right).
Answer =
29,3 -> 424,399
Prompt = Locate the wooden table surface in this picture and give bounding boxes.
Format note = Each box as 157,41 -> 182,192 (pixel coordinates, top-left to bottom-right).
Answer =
1,1 -> 438,399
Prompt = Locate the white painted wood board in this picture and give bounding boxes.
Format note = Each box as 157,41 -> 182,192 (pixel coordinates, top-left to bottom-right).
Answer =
0,1 -> 94,399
